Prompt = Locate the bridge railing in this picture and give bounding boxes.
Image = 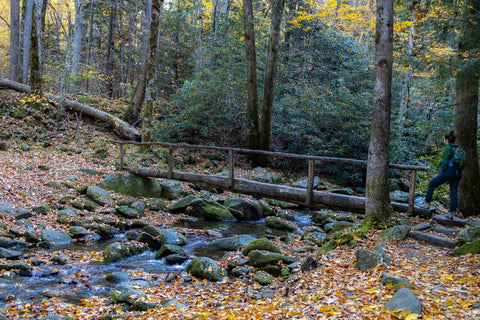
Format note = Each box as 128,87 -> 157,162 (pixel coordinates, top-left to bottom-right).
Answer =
110,140 -> 429,214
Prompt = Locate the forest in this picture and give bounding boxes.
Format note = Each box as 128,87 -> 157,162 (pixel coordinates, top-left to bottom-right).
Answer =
0,0 -> 480,319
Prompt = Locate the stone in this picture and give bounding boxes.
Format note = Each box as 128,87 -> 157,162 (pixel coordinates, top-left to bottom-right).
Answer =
86,186 -> 111,206
190,199 -> 235,221
168,195 -> 198,213
384,288 -> 422,317
291,176 -> 321,189
254,271 -> 274,285
95,226 -> 117,239
116,206 -> 140,219
112,286 -> 146,304
130,201 -> 146,215
165,254 -> 188,265
390,190 -> 409,203
223,197 -> 263,221
186,257 -> 225,282
106,271 -> 132,284
33,204 -> 52,215
355,247 -> 391,271
41,230 -> 72,246
300,256 -> 319,271
381,272 -> 412,292
377,225 -> 411,241
242,238 -> 282,256
247,250 -> 298,268
265,216 -> 297,231
142,225 -> 161,237
69,226 -> 88,239
159,229 -> 188,246
458,227 -> 480,244
454,240 -> 480,256
138,232 -> 163,250
161,180 -> 183,200
99,173 -> 162,198
0,247 -> 22,260
155,244 -> 184,259
212,235 -> 256,251
146,198 -> 167,211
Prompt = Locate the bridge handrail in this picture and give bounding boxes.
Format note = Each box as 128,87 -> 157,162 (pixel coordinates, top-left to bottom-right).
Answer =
109,140 -> 428,214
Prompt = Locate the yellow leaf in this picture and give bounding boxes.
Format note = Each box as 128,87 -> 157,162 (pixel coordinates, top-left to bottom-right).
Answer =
405,313 -> 419,320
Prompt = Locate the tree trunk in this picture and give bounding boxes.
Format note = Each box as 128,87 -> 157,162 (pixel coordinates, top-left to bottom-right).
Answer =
142,0 -> 164,144
259,0 -> 285,159
243,0 -> 260,153
0,78 -> 141,141
455,0 -> 480,217
365,0 -> 394,224
72,0 -> 86,77
125,0 -> 152,125
9,0 -> 21,82
29,0 -> 44,95
22,0 -> 34,84
105,4 -> 117,99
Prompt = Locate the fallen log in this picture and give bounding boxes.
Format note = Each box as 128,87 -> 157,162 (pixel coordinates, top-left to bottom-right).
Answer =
126,167 -> 433,216
0,78 -> 141,141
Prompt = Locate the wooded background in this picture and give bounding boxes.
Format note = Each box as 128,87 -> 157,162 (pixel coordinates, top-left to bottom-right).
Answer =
0,0 -> 479,217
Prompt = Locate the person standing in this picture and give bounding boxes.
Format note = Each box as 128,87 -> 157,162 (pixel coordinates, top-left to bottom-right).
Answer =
420,131 -> 462,218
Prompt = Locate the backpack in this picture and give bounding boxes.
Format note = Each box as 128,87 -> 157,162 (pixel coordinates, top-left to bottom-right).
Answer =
452,147 -> 466,169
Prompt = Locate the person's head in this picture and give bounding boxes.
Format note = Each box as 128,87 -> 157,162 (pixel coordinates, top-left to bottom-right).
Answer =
444,130 -> 456,144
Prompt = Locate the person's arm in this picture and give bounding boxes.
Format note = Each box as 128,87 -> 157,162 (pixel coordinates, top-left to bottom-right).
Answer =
440,144 -> 454,171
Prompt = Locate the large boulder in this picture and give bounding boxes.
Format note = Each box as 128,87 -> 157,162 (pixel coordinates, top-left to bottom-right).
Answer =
265,216 -> 297,231
212,235 -> 256,251
384,288 -> 422,317
186,257 -> 225,282
454,240 -> 480,256
99,173 -> 161,198
223,197 -> 263,221
458,227 -> 480,244
160,180 -> 183,200
103,242 -> 146,264
190,199 -> 235,221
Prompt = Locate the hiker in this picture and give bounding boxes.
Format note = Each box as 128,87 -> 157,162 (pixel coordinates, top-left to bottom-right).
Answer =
420,131 -> 462,219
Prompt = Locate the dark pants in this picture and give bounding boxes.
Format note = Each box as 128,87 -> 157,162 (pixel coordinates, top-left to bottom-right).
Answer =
425,166 -> 461,212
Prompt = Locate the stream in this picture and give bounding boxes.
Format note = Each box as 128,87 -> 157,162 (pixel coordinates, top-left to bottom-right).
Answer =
1,210 -> 317,308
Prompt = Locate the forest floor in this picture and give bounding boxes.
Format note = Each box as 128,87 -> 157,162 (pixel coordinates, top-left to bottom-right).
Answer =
0,91 -> 479,319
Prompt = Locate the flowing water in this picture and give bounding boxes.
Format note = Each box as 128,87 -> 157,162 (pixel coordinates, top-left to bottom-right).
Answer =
1,210 -> 316,307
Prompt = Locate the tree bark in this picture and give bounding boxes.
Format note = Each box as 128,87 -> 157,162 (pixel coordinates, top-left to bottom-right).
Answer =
142,0 -> 164,144
365,0 -> 394,224
72,0 -> 86,77
22,0 -> 34,84
105,4 -> 117,99
454,0 -> 480,217
29,0 -> 44,95
9,0 -> 21,82
259,0 -> 285,158
0,78 -> 141,141
125,0 -> 152,125
243,0 -> 260,152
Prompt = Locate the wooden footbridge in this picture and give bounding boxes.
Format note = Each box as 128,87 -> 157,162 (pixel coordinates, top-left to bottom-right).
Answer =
111,140 -> 432,215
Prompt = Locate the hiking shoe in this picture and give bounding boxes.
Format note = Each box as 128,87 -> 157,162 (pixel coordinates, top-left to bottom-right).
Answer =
419,202 -> 430,209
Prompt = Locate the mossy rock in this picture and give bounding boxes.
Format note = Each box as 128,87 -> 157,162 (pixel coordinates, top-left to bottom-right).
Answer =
247,250 -> 298,268
265,216 -> 297,231
186,257 -> 225,282
99,173 -> 162,198
190,199 -> 235,221
454,240 -> 480,256
155,244 -> 184,259
168,195 -> 198,214
242,238 -> 281,256
254,270 -> 274,285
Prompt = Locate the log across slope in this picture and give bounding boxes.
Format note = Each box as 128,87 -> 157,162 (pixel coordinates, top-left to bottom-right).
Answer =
0,78 -> 141,141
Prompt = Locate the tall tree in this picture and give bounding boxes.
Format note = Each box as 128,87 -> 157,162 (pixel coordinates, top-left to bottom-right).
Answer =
259,0 -> 285,155
125,0 -> 152,125
105,3 -> 117,98
365,0 -> 394,224
454,0 -> 480,217
9,0 -> 21,82
243,0 -> 260,151
29,0 -> 44,94
142,0 -> 164,144
22,0 -> 34,84
72,0 -> 86,77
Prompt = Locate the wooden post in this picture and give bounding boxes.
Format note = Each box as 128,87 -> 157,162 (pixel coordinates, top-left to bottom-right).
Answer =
306,159 -> 315,206
228,150 -> 234,187
168,146 -> 175,179
408,170 -> 417,215
119,144 -> 124,170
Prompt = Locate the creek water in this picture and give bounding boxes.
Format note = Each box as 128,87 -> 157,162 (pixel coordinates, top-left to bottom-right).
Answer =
1,210 -> 316,308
